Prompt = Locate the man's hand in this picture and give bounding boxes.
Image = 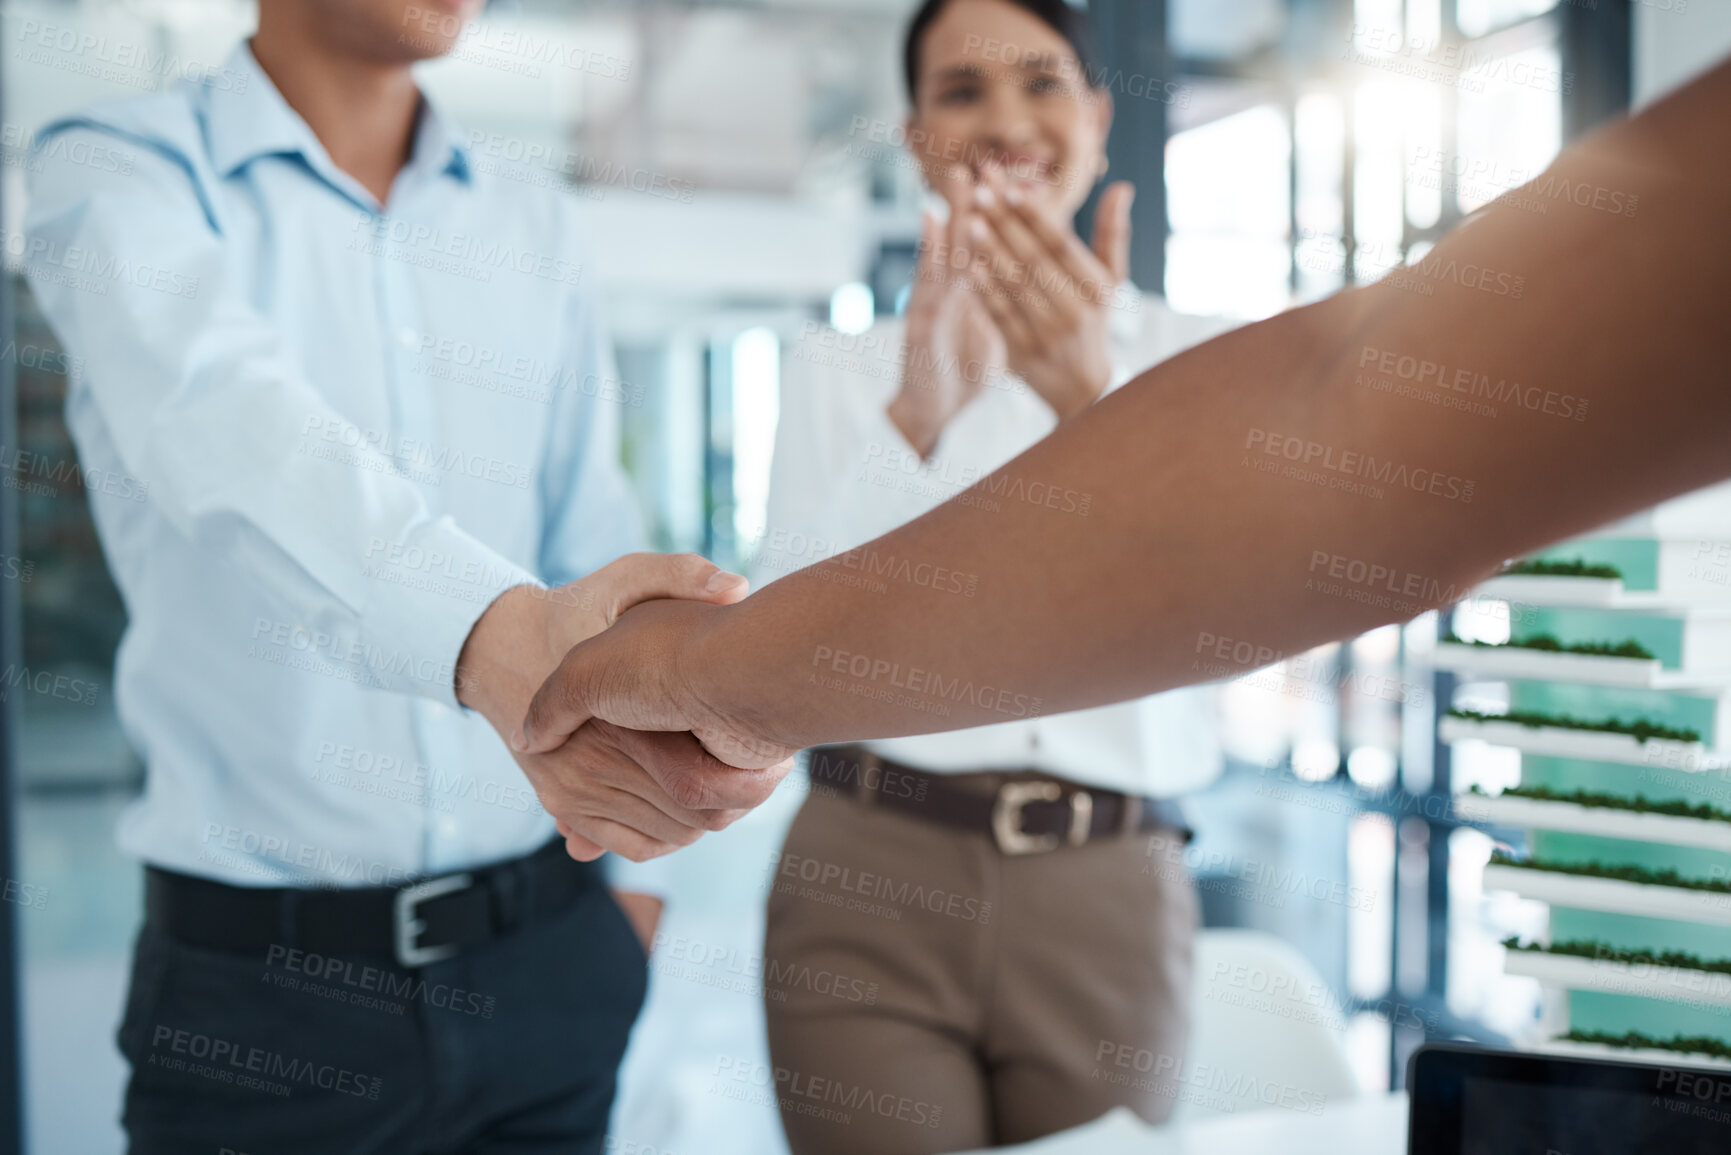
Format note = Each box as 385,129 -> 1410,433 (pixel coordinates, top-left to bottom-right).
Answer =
520,719 -> 776,863
515,598 -> 799,802
457,553 -> 768,861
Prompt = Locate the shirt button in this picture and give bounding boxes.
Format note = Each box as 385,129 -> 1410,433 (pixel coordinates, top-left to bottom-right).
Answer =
437,816 -> 458,835
396,326 -> 418,350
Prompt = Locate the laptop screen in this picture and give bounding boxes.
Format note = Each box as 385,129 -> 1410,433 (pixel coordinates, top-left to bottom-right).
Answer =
1409,1044 -> 1731,1155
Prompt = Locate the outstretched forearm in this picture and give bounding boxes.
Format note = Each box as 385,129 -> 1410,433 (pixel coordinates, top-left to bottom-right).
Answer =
686,59 -> 1731,751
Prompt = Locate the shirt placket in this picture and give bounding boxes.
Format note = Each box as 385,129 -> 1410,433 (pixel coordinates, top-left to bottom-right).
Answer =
370,178 -> 471,874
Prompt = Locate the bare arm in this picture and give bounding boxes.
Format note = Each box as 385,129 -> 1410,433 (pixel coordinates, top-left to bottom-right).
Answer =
518,58 -> 1731,768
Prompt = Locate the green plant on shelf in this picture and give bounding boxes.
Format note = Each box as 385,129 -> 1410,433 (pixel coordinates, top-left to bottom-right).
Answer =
1441,632 -> 1656,661
1503,937 -> 1731,978
1470,784 -> 1731,825
1498,558 -> 1624,580
1488,850 -> 1731,894
1447,707 -> 1701,745
1562,1030 -> 1731,1062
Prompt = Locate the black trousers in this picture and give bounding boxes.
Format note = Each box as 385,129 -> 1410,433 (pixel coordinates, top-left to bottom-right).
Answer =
116,867 -> 647,1154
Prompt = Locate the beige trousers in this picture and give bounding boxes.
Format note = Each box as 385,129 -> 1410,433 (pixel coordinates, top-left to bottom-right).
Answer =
762,779 -> 1198,1154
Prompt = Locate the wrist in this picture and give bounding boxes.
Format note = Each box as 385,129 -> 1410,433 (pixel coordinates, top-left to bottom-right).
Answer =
676,597 -> 808,757
1048,392 -> 1093,422
457,584 -> 562,732
669,599 -> 767,748
670,598 -> 729,723
886,392 -> 947,458
1046,372 -> 1108,422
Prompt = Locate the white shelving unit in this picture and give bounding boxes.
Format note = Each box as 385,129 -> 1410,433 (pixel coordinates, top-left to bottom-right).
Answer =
1430,643 -> 1731,690
1456,792 -> 1731,854
1462,492 -> 1731,1066
1475,574 -> 1630,608
1438,715 -> 1719,770
1482,863 -> 1731,928
1503,948 -> 1731,1009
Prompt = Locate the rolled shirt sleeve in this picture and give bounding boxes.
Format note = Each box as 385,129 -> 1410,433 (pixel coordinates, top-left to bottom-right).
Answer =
757,319 -> 956,587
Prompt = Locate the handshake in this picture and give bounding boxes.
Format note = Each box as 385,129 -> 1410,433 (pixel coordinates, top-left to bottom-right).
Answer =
456,553 -> 800,862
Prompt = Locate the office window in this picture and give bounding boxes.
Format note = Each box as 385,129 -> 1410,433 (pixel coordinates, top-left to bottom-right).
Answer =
1165,104 -> 1292,319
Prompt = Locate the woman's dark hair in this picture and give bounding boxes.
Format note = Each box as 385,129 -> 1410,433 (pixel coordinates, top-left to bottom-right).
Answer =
903,0 -> 1100,103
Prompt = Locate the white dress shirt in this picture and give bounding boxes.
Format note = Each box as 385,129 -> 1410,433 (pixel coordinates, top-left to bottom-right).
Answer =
758,297 -> 1235,798
24,46 -> 643,886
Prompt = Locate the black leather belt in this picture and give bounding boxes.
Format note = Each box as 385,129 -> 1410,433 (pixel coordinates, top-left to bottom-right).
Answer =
810,745 -> 1194,855
145,837 -> 597,969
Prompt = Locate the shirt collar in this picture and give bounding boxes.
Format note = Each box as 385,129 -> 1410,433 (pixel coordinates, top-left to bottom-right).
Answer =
206,42 -> 472,193
407,95 -> 473,186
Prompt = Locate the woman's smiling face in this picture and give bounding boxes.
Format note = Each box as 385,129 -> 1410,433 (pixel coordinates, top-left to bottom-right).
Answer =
907,0 -> 1113,218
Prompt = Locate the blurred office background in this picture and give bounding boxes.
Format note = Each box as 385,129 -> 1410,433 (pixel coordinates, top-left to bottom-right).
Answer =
0,1 -> 1729,1152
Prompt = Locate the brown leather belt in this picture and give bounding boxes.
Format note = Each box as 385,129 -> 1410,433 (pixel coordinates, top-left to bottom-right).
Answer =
809,745 -> 1193,856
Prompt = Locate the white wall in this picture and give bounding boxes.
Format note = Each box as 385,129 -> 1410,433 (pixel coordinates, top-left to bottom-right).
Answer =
1634,0 -> 1731,106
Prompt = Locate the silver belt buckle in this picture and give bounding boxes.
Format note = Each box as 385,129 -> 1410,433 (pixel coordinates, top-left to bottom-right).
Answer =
992,781 -> 1057,854
393,872 -> 473,968
991,781 -> 1095,855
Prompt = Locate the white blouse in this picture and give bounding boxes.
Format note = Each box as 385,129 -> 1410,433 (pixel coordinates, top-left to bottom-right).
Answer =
756,293 -> 1238,798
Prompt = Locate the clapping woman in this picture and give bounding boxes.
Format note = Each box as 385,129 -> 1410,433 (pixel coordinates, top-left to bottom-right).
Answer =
756,1 -> 1238,1151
